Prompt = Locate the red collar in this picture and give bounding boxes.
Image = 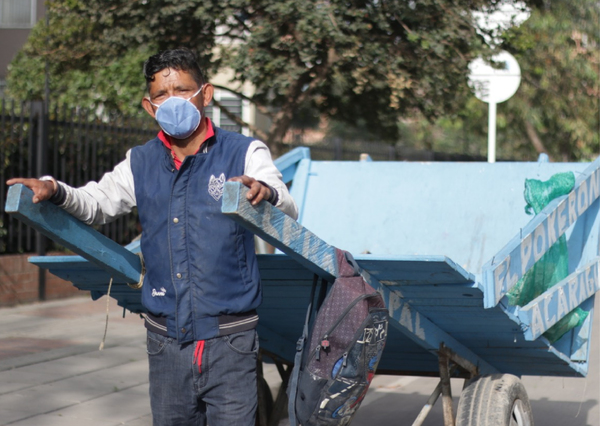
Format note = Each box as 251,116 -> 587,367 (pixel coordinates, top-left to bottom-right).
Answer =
158,118 -> 215,170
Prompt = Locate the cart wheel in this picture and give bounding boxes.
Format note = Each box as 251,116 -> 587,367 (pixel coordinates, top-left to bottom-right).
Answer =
456,374 -> 534,426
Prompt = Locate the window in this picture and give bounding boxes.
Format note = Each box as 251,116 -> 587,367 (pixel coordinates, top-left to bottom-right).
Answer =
0,0 -> 36,28
206,89 -> 246,134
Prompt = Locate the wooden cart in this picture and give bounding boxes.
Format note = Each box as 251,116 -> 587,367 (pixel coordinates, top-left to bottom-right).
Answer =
7,148 -> 600,425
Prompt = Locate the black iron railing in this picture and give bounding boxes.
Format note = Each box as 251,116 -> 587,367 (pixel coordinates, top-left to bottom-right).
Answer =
1,99 -> 156,254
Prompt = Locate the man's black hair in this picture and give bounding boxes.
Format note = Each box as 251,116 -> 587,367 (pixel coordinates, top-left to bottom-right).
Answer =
143,48 -> 205,91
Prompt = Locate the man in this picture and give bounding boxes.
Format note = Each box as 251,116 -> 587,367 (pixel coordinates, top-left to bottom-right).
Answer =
7,48 -> 298,425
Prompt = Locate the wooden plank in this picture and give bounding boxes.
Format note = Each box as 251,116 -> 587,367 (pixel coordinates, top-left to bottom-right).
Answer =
383,285 -> 482,297
5,184 -> 142,284
447,332 -> 546,345
387,298 -> 483,308
222,182 -> 338,281
273,147 -> 311,184
483,157 -> 600,308
288,158 -> 312,224
222,181 -> 499,375
356,256 -> 475,285
515,260 -> 600,340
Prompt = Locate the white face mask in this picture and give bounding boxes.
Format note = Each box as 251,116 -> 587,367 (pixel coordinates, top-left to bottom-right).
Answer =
149,86 -> 203,139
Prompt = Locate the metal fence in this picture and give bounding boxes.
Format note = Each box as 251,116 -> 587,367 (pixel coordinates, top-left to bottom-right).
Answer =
1,99 -> 156,254
285,138 -> 486,162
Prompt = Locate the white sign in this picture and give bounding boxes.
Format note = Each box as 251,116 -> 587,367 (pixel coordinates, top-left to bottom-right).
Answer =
468,50 -> 522,163
468,51 -> 521,104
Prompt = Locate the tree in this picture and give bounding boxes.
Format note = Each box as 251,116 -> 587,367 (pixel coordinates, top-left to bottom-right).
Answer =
399,0 -> 599,162
499,0 -> 599,161
8,0 -> 517,150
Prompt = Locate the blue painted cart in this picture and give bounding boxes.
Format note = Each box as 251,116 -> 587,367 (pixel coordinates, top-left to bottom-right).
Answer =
6,148 -> 600,426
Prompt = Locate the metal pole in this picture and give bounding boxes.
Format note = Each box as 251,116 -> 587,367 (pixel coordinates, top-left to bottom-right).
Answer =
438,349 -> 455,426
487,102 -> 497,163
412,363 -> 459,426
411,380 -> 443,426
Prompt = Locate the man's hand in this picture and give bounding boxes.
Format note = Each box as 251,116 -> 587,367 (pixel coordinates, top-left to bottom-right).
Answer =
228,175 -> 272,206
6,178 -> 57,204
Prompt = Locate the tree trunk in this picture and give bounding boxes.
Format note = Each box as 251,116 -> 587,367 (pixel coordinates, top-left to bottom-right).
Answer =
524,120 -> 552,161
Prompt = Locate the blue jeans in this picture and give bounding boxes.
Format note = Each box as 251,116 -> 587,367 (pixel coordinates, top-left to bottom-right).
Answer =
146,329 -> 258,426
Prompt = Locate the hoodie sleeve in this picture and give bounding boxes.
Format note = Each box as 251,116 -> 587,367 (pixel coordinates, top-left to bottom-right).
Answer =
56,149 -> 137,225
244,140 -> 299,220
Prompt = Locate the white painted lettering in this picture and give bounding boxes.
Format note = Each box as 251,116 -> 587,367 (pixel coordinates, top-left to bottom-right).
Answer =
388,291 -> 402,313
557,201 -> 568,235
533,225 -> 547,262
400,304 -> 413,332
589,170 -> 600,202
586,267 -> 597,297
578,180 -> 589,215
494,259 -> 507,303
530,304 -> 545,339
506,257 -> 520,294
569,278 -> 579,311
568,191 -> 578,225
557,288 -> 569,318
578,274 -> 589,305
543,294 -> 556,325
414,312 -> 425,340
547,210 -> 558,246
521,234 -> 533,275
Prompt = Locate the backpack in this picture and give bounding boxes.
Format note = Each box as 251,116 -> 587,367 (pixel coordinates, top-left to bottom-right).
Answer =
288,249 -> 389,425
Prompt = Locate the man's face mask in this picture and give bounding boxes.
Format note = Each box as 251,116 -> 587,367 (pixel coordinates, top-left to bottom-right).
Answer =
149,86 -> 204,139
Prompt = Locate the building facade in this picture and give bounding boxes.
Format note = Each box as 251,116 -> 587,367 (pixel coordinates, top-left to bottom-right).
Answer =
0,0 -> 45,95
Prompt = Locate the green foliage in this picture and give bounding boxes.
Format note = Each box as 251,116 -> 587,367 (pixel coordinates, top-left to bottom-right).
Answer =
403,0 -> 599,161
8,43 -> 153,117
6,0 -> 503,147
499,0 -> 600,161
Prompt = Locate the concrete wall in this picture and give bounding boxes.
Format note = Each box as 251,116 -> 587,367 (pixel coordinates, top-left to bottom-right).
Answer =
0,253 -> 81,307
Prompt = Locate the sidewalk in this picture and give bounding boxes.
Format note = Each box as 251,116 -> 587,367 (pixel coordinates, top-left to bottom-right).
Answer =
0,295 -> 598,425
0,296 -> 151,426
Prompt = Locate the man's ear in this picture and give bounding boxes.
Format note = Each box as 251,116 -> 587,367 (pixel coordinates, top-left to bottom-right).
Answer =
202,84 -> 214,107
142,97 -> 156,118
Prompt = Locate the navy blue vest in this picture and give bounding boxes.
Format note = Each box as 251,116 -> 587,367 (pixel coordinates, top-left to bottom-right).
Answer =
130,128 -> 262,343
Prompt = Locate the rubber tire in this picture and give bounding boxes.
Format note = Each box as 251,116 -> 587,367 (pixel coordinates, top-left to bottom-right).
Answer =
455,374 -> 534,426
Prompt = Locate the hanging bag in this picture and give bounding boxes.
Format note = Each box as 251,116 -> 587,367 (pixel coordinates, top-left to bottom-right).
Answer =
288,249 -> 388,425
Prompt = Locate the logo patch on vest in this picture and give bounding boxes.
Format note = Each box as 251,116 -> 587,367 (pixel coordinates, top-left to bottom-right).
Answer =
208,173 -> 226,201
152,287 -> 167,297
